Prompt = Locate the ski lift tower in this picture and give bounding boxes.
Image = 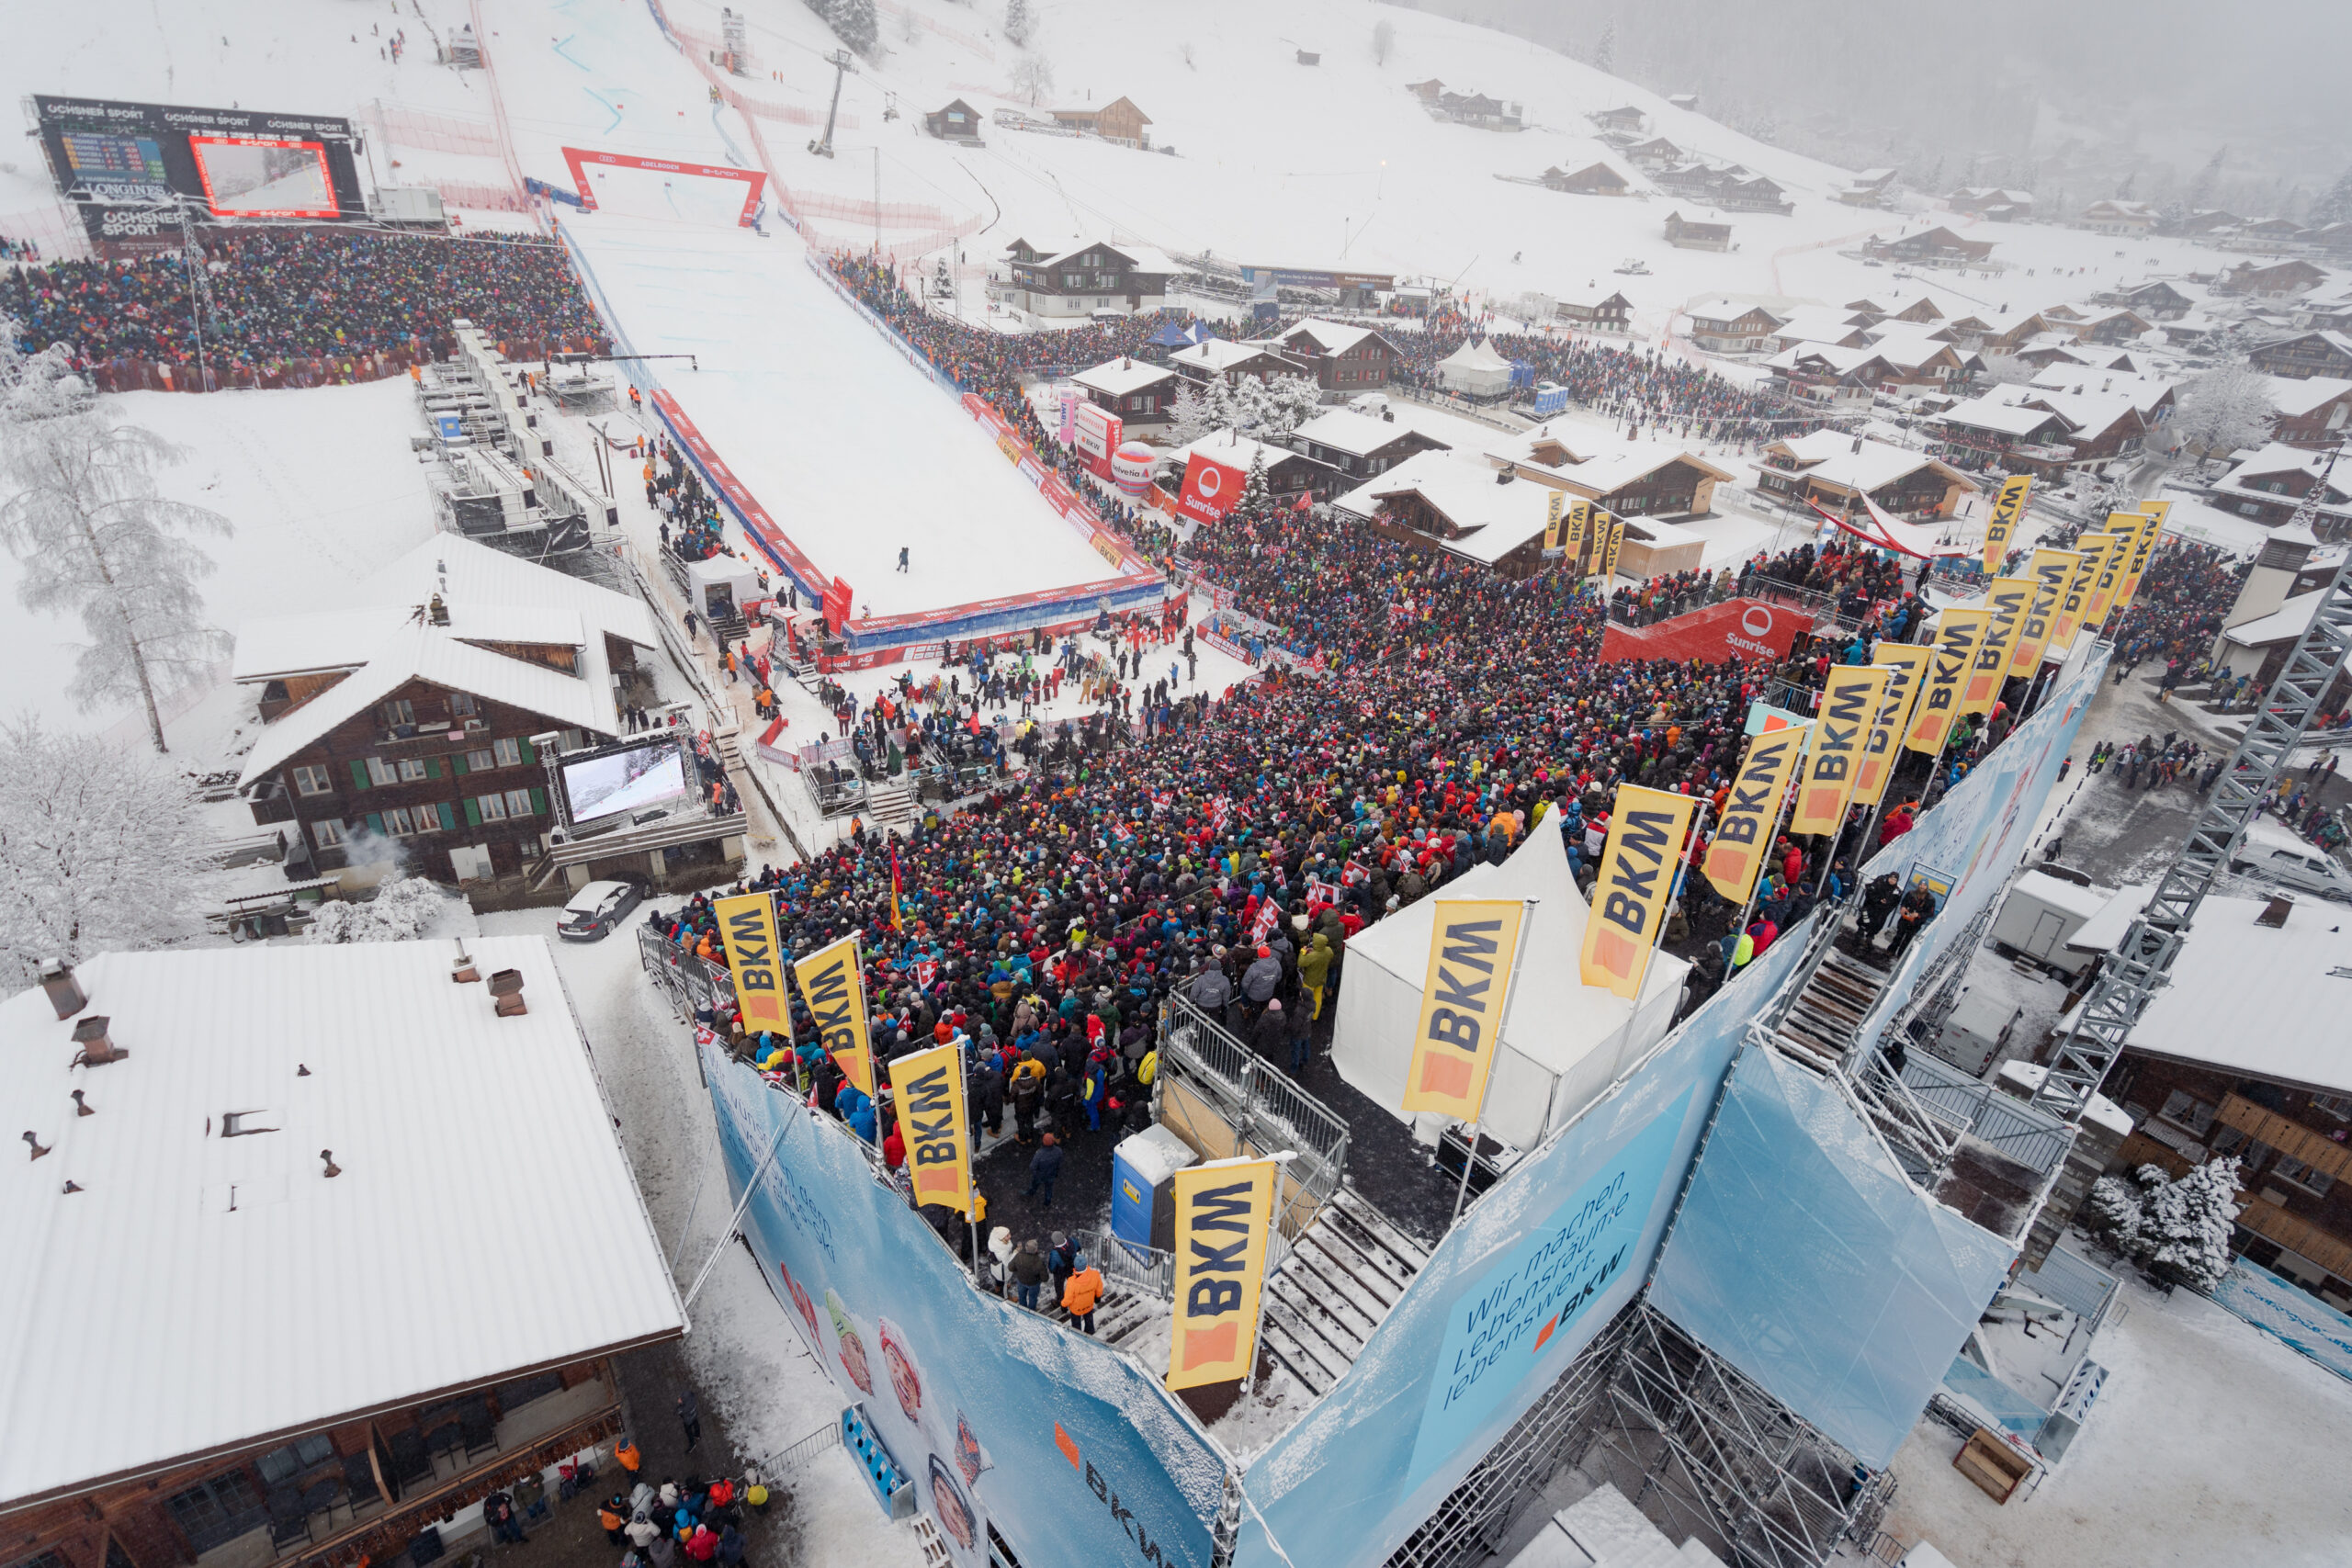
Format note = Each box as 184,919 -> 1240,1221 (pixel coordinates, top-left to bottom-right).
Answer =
2022,444 -> 2352,1265
808,50 -> 854,158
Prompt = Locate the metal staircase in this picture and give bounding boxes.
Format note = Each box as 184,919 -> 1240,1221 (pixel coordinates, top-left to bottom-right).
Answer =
1257,1185 -> 1430,1397
1766,946 -> 1891,1072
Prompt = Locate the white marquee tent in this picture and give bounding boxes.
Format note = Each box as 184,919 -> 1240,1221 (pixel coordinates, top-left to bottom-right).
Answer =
1330,821 -> 1690,1152
1436,338 -> 1516,398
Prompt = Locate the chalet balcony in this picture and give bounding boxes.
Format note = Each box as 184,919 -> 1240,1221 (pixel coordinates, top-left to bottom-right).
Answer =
374,717 -> 491,750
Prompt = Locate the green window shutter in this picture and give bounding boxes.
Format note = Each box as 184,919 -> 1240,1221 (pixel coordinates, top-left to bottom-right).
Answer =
463,796 -> 482,827
453,752 -> 469,776
424,755 -> 443,780
350,759 -> 371,791
366,812 -> 385,835
529,787 -> 548,817
519,738 -> 537,764
439,802 -> 458,830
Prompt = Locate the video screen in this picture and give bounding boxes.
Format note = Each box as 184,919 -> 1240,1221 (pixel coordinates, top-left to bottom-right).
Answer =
59,131 -> 170,200
190,134 -> 336,218
561,742 -> 691,823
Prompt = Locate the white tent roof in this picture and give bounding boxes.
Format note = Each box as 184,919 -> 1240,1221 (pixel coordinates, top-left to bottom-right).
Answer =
0,938 -> 684,1509
1438,339 -> 1514,373
1331,821 -> 1689,1148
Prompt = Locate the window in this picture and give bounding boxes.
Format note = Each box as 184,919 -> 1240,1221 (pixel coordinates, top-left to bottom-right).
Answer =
495,737 -> 525,767
477,793 -> 509,822
396,758 -> 429,784
292,764 -> 334,797
2160,1089 -> 2218,1137
311,818 -> 346,850
467,748 -> 497,773
2312,1093 -> 2352,1120
364,756 -> 399,787
450,693 -> 477,716
220,1111 -> 277,1138
256,1434 -> 335,1487
379,699 -> 415,729
505,789 -> 537,818
2274,1155 -> 2336,1197
495,1371 -> 565,1412
381,806 -> 442,837
167,1470 -> 267,1553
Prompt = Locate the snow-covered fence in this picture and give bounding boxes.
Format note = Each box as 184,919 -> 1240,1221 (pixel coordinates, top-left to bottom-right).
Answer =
367,98 -> 503,158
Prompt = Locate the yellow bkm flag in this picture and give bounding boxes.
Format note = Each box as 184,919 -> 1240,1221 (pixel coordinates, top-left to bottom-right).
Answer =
1543,488 -> 1566,553
1906,609 -> 1990,753
1984,474 -> 2031,574
1401,900 -> 1529,1120
1582,785 -> 1699,999
2048,536 -> 2110,651
1853,648 -> 1930,807
888,1043 -> 974,1213
1599,513 -> 1626,581
1968,578 -> 2035,713
793,934 -> 876,1099
712,891 -> 790,1035
1167,1161 -> 1276,1390
1790,667 -> 1886,837
2117,502 -> 2168,609
2010,547 -> 2081,675
1703,723 -> 1809,904
1563,497 -> 1590,555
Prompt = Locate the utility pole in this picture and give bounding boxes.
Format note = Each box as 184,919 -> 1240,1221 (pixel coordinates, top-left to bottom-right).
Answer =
177,202 -> 212,394
2022,445 -> 2351,1263
809,50 -> 854,158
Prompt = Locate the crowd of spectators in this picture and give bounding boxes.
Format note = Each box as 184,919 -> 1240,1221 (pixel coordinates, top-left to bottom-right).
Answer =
1,226 -> 608,390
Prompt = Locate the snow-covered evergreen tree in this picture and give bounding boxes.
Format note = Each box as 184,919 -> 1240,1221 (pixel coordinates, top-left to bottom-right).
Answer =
1003,0 -> 1034,50
1237,448 -> 1272,516
0,337 -> 232,753
1593,21 -> 1615,74
0,717 -> 208,986
1256,373 -> 1326,436
2141,1156 -> 2243,1291
2172,362 -> 2277,457
2079,1173 -> 2146,1256
1168,380 -> 1219,445
2312,165 -> 2352,228
1372,17 -> 1396,66
829,0 -> 878,55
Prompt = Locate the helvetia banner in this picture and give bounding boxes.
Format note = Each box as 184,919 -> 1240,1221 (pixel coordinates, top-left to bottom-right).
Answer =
1852,647 -> 1930,807
1175,452 -> 1247,525
888,1043 -> 975,1213
1579,785 -> 1699,999
1905,610 -> 1989,753
1982,474 -> 2030,574
1400,900 -> 1530,1120
1788,666 -> 1886,837
2010,547 -> 2081,675
712,892 -> 790,1035
1166,1162 -> 1278,1390
794,934 -> 876,1098
1702,723 -> 1809,904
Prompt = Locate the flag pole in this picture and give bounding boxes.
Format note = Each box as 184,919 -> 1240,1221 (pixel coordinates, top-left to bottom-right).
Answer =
1448,897 -> 1538,1231
1238,1152 -> 1295,1397
1629,802 -> 1710,1011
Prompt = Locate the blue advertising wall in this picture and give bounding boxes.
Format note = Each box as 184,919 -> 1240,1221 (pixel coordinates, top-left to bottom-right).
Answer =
701,1037 -> 1226,1568
1648,1049 -> 2017,1468
1233,932 -> 1816,1568
2210,1259 -> 2352,1385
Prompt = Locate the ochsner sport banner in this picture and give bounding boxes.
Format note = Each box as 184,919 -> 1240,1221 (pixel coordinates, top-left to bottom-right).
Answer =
1983,473 -> 2030,574
1400,899 -> 1530,1119
1905,610 -> 1989,754
1852,647 -> 1930,807
1703,723 -> 1809,904
1175,451 -> 1247,525
712,891 -> 790,1034
888,1043 -> 975,1213
795,934 -> 876,1098
1579,785 -> 1698,999
1788,667 -> 1886,837
1167,1161 -> 1278,1390
704,1043 -> 1225,1568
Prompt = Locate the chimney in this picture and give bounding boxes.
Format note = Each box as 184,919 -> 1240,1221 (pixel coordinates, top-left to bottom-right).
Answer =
488,968 -> 528,1017
72,1016 -> 124,1066
1851,434 -> 1863,454
428,592 -> 450,627
321,1148 -> 343,1179
451,939 -> 481,984
2256,894 -> 2294,929
71,1089 -> 93,1117
40,960 -> 85,1021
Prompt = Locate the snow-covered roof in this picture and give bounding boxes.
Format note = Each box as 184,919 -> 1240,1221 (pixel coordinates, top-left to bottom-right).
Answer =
0,939 -> 684,1510
1763,430 -> 1973,495
2222,588 -> 2327,648
2105,893 -> 2352,1094
1279,318 -> 1388,357
1071,357 -> 1178,398
2228,441 -> 2351,484
233,536 -> 657,788
1998,384 -> 2143,438
1168,339 -> 1293,374
1935,396 -> 2078,437
1293,408 -> 1448,457
1686,298 -> 1783,328
1336,451 -> 1556,563
1161,427 -> 1320,475
2154,496 -> 2275,558
1769,307 -> 1874,344
2011,869 -> 2113,922
1768,341 -> 1878,375
2031,369 -> 2179,420
2261,374 -> 2352,419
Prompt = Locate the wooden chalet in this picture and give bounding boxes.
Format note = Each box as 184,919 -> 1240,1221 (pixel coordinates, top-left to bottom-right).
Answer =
1556,286 -> 1635,333
1270,318 -> 1403,394
1755,430 -> 1977,520
993,238 -> 1177,321
2267,376 -> 2352,449
922,98 -> 984,144
1542,162 -> 1631,197
1288,408 -> 1449,479
1949,187 -> 2033,221
1070,355 -> 1180,423
1663,209 -> 1731,252
2080,199 -> 2158,235
1048,96 -> 1152,148
2105,279 -> 2194,321
1863,227 -> 1996,268
1684,299 -> 1784,354
2215,259 -> 2328,299
1167,338 -> 1311,389
2211,443 -> 2352,539
1588,105 -> 1646,132
1623,137 -> 1682,171
2250,332 -> 2352,381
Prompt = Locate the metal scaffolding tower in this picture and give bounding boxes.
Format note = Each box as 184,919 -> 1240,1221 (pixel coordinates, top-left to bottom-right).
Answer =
2025,447 -> 2351,1263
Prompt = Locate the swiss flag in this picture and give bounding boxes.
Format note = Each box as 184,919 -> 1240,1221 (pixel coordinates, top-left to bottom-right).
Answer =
1175,452 -> 1247,525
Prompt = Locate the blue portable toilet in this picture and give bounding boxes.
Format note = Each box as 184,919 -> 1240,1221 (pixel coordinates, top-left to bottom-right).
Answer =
1509,359 -> 1535,389
1532,380 -> 1569,416
1110,1123 -> 1198,1253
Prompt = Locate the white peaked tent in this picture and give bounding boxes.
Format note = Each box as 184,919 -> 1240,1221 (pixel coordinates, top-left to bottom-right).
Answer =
1330,818 -> 1690,1152
1436,338 -> 1516,398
